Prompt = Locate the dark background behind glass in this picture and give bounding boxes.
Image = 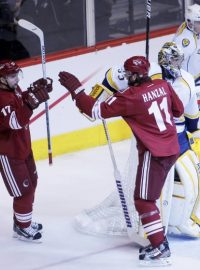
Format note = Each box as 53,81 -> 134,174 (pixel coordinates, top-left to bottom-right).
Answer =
0,0 -> 184,61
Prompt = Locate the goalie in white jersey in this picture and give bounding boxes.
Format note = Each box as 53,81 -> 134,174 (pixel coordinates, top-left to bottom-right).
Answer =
173,3 -> 200,107
89,42 -> 200,238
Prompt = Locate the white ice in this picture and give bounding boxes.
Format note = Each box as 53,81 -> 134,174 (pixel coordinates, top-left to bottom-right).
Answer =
0,139 -> 199,270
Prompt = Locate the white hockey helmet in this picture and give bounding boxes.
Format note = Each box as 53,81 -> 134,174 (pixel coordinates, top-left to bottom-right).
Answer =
185,4 -> 200,33
158,42 -> 184,78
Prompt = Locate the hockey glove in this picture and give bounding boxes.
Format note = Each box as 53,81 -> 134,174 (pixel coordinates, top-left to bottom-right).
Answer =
58,71 -> 84,100
22,91 -> 40,109
32,77 -> 53,92
23,83 -> 50,110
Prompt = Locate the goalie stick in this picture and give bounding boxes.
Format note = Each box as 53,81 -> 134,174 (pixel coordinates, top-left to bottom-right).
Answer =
102,119 -> 149,247
18,19 -> 53,165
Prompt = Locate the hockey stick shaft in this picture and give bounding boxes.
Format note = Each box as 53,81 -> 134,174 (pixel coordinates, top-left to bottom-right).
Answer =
18,19 -> 53,165
102,119 -> 149,246
145,0 -> 151,60
40,38 -> 53,165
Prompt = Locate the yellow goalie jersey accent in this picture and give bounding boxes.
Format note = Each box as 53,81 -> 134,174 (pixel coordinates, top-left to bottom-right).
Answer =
176,22 -> 187,36
89,83 -> 113,99
149,62 -> 162,79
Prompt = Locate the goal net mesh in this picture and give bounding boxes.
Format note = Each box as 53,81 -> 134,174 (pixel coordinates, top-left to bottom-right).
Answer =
73,137 -> 141,237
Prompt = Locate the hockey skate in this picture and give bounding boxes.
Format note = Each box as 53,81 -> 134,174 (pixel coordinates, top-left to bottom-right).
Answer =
13,222 -> 43,243
139,239 -> 171,266
139,236 -> 168,254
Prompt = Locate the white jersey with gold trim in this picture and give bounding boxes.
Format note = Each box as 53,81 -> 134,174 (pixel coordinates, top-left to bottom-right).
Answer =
150,62 -> 199,133
102,66 -> 128,93
101,62 -> 199,135
173,22 -> 200,86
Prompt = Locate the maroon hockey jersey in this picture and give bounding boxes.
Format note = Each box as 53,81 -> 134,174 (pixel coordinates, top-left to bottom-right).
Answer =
0,86 -> 33,159
76,79 -> 184,157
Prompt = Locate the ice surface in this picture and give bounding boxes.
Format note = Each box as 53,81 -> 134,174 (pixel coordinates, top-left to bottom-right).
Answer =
0,140 -> 199,269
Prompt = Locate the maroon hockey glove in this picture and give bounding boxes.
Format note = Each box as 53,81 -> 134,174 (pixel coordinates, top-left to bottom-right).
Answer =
58,71 -> 84,100
23,83 -> 50,110
22,91 -> 40,109
33,86 -> 49,103
32,77 -> 53,92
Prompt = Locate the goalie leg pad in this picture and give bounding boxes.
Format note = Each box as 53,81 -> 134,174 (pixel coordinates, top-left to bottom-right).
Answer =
187,150 -> 200,224
190,137 -> 200,161
156,166 -> 175,234
168,150 -> 200,237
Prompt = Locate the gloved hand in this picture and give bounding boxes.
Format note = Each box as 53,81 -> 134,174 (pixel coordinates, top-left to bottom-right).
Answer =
58,71 -> 84,99
22,82 -> 50,110
32,77 -> 53,92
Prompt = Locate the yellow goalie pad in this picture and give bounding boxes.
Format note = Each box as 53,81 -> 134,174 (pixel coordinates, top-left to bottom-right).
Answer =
192,138 -> 200,160
187,132 -> 200,160
168,150 -> 200,237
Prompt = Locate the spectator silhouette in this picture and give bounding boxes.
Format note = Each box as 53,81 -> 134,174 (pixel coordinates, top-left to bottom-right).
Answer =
0,0 -> 30,60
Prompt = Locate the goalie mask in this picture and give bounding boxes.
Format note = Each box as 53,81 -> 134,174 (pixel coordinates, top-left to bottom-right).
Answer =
0,60 -> 21,90
185,4 -> 200,34
158,42 -> 184,78
124,56 -> 150,85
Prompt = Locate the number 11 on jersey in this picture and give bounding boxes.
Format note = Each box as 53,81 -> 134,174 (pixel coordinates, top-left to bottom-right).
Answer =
148,97 -> 172,132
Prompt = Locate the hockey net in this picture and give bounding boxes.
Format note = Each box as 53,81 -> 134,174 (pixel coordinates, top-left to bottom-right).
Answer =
74,136 -> 141,237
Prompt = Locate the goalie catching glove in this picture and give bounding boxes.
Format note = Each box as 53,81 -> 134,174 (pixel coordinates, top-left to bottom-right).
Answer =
23,77 -> 53,110
58,71 -> 84,100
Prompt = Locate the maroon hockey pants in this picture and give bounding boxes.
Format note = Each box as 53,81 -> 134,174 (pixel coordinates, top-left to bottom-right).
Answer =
134,151 -> 178,247
0,151 -> 38,228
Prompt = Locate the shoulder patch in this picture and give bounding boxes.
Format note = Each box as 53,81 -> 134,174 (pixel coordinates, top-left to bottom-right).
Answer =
182,38 -> 190,47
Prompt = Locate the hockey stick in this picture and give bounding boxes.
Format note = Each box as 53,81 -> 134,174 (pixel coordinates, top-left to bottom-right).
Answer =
145,0 -> 172,236
145,0 -> 151,60
145,0 -> 174,235
18,19 -> 53,165
102,119 -> 149,247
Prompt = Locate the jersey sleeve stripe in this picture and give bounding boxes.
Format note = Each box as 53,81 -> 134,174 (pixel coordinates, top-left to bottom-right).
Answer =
9,111 -> 22,129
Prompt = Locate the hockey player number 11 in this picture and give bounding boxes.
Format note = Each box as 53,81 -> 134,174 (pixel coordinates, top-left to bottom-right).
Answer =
148,97 -> 172,132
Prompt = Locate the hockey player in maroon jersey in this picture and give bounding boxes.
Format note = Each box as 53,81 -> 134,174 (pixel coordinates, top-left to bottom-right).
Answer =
0,60 -> 53,242
58,56 -> 184,266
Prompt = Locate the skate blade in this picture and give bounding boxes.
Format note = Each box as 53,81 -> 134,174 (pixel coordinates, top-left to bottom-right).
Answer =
139,257 -> 172,267
15,235 -> 42,243
13,230 -> 43,239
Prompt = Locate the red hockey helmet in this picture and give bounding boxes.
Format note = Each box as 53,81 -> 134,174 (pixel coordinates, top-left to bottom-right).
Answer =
124,56 -> 150,77
0,60 -> 20,77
